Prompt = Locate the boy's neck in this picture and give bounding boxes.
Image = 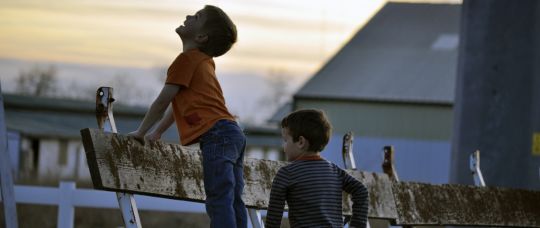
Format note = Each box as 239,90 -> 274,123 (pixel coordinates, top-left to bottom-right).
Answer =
181,39 -> 200,53
182,45 -> 199,53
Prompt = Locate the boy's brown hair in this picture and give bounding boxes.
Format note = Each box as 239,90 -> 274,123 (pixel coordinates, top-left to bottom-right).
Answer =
200,5 -> 237,57
281,109 -> 332,152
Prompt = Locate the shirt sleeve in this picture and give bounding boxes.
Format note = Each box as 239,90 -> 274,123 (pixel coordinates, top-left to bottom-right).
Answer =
341,168 -> 369,228
265,167 -> 289,228
165,53 -> 197,87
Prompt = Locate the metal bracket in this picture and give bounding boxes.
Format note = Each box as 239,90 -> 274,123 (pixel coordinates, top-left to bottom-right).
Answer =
96,87 -> 142,228
248,208 -> 264,228
470,150 -> 486,187
341,132 -> 370,228
342,132 -> 357,170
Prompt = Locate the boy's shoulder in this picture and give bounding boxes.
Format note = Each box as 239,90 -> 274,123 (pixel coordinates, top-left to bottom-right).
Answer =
170,49 -> 213,70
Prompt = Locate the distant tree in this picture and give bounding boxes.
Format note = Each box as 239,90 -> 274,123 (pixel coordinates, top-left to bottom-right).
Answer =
59,81 -> 96,101
255,69 -> 292,124
260,69 -> 291,110
16,65 -> 58,96
107,72 -> 156,106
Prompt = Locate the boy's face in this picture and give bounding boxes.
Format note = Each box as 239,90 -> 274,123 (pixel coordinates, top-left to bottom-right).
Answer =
176,9 -> 207,41
281,127 -> 306,161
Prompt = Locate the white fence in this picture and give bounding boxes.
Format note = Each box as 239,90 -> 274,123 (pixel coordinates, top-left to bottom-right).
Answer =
0,181 -> 275,228
0,182 -> 206,228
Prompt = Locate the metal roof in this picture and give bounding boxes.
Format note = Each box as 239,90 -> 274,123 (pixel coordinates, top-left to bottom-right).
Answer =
3,93 -> 280,147
266,102 -> 292,125
4,93 -> 179,141
295,3 -> 460,105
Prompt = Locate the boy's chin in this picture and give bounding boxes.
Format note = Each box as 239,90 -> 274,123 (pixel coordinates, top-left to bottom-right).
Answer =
175,26 -> 184,35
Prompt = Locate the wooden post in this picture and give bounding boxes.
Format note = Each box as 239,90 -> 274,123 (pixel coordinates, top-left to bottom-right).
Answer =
95,87 -> 141,228
0,85 -> 18,228
382,146 -> 399,182
382,146 -> 409,228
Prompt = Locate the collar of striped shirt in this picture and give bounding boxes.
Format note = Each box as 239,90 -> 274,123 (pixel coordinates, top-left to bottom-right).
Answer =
294,154 -> 323,161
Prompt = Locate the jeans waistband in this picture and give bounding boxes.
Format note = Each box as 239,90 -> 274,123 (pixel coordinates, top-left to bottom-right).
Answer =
213,119 -> 237,127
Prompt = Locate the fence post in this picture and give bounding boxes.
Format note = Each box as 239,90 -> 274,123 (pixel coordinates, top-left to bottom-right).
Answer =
342,132 -> 357,170
341,132 -> 371,228
96,87 -> 142,228
57,182 -> 75,228
470,150 -> 486,187
0,85 -> 18,228
382,146 -> 413,228
382,146 -> 399,182
248,209 -> 264,228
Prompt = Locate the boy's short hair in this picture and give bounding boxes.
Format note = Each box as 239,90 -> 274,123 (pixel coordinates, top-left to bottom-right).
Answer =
200,5 -> 237,57
281,109 -> 332,152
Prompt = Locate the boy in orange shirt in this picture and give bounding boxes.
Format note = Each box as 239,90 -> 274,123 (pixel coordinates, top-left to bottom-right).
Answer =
128,5 -> 246,228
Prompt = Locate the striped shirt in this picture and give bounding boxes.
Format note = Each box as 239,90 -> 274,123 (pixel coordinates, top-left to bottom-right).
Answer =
265,157 -> 369,228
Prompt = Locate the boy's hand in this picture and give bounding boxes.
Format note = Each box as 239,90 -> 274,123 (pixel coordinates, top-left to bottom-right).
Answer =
145,131 -> 162,141
127,131 -> 145,145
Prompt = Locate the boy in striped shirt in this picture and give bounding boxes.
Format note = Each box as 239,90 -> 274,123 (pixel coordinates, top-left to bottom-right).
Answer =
265,109 -> 369,228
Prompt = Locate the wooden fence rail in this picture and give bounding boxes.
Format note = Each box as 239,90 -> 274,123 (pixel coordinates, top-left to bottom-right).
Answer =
81,128 -> 540,227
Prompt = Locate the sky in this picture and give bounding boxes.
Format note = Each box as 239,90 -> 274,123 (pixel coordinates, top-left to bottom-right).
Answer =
0,0 -> 389,74
0,0 -> 459,124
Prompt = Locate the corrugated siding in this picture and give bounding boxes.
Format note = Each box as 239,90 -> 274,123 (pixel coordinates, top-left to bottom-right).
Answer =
296,99 -> 453,141
322,134 -> 451,184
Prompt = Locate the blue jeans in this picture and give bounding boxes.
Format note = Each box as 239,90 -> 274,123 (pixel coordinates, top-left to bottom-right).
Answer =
199,119 -> 247,228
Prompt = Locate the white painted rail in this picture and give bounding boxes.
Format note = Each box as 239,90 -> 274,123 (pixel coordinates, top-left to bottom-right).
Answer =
0,182 -> 206,227
0,181 -> 274,227
2,182 -> 206,212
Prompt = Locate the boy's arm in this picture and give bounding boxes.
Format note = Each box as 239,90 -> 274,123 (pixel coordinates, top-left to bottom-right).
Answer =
265,168 -> 289,228
342,170 -> 369,228
128,84 -> 180,142
145,105 -> 175,141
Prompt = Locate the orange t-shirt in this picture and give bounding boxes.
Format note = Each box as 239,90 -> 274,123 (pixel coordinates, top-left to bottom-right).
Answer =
165,49 -> 235,145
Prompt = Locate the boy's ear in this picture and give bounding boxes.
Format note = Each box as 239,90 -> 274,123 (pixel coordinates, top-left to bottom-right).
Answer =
195,34 -> 208,44
297,136 -> 310,151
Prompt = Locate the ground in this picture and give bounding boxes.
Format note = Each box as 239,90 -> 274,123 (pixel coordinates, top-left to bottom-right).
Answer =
1,205 -> 210,228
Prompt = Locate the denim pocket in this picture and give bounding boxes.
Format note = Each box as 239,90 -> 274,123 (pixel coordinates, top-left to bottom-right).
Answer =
220,138 -> 240,161
200,120 -> 245,161
202,137 -> 237,161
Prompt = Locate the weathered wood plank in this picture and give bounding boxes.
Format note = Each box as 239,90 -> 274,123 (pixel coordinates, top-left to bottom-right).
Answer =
393,182 -> 540,227
81,128 -> 397,219
81,128 -> 540,226
346,171 -> 397,220
82,128 -> 206,202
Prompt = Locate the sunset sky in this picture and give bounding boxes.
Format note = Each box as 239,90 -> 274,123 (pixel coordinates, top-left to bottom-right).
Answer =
0,0 -> 388,78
